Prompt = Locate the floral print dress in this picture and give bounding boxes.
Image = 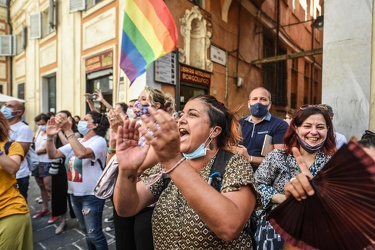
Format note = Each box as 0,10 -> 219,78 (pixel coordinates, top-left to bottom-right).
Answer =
254,148 -> 331,250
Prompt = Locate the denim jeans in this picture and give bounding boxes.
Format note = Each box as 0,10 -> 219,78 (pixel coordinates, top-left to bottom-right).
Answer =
70,195 -> 108,250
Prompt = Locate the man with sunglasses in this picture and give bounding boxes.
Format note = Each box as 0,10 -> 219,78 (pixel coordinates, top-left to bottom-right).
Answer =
238,87 -> 288,171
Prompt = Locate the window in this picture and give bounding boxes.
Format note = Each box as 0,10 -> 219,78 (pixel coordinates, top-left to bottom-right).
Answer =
15,27 -> 27,54
47,77 -> 56,113
291,58 -> 298,108
190,0 -> 204,8
304,61 -> 311,104
263,33 -> 287,106
87,0 -> 103,9
18,83 -> 25,100
41,3 -> 56,38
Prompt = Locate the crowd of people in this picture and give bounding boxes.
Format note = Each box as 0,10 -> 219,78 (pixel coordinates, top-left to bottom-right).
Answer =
0,86 -> 374,250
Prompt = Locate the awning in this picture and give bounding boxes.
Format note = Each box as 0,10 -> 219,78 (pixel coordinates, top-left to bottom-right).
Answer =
0,93 -> 26,103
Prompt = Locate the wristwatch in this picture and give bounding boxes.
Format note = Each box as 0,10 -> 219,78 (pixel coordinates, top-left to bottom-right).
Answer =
0,150 -> 4,156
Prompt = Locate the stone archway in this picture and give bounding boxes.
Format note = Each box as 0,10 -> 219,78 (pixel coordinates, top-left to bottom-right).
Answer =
179,6 -> 212,71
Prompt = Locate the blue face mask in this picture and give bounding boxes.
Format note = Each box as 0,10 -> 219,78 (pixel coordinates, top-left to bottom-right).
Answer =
1,106 -> 15,120
250,102 -> 269,118
182,130 -> 214,160
78,121 -> 91,135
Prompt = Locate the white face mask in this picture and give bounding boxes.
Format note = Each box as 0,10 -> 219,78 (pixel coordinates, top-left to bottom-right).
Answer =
39,125 -> 46,131
126,108 -> 136,119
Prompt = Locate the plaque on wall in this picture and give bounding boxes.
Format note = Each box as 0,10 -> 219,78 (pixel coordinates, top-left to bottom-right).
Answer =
154,51 -> 177,85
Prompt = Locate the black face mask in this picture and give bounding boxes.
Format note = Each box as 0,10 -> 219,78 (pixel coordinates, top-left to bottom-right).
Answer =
297,135 -> 326,154
250,103 -> 269,118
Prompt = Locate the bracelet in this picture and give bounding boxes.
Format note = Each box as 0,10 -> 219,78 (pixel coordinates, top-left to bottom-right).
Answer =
250,155 -> 253,163
47,137 -> 54,141
108,148 -> 116,154
164,157 -> 186,174
66,133 -> 75,139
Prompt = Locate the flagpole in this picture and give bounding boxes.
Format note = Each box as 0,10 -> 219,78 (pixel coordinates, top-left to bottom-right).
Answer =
175,49 -> 180,112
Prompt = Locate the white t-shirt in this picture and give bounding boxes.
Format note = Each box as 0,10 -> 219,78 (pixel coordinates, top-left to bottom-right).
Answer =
34,129 -> 51,163
59,135 -> 107,196
9,121 -> 33,179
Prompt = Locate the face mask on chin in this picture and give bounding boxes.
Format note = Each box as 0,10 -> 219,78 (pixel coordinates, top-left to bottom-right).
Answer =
250,103 -> 269,118
296,135 -> 326,154
182,130 -> 215,160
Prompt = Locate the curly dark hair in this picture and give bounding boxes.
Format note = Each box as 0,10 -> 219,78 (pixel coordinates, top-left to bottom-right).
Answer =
87,111 -> 109,137
283,107 -> 336,156
189,95 -> 241,150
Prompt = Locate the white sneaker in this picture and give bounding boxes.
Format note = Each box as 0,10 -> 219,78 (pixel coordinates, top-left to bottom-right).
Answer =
105,223 -> 114,232
104,217 -> 113,223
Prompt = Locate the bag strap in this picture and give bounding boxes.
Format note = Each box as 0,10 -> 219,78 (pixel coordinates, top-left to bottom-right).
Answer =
4,141 -> 13,155
208,149 -> 234,191
92,158 -> 104,171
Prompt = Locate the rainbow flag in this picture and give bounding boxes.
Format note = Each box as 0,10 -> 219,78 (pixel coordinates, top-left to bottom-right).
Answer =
120,0 -> 178,83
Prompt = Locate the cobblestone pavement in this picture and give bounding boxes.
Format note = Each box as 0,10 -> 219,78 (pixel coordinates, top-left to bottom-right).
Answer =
28,177 -> 116,250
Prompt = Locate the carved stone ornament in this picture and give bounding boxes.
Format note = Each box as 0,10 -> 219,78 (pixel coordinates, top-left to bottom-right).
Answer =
179,6 -> 212,71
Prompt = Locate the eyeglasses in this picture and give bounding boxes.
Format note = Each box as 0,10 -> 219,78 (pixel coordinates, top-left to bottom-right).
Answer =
299,104 -> 328,111
361,130 -> 375,140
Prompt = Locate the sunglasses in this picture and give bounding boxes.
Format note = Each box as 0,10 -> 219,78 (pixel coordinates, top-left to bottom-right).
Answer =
361,130 -> 375,140
299,104 -> 328,111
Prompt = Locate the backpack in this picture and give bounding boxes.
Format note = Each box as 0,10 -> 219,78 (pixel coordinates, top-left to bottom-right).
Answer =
163,150 -> 257,249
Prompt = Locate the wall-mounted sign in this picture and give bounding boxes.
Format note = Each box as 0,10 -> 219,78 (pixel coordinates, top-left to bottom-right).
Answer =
210,45 -> 227,66
85,50 -> 113,73
180,64 -> 211,86
154,51 -> 177,85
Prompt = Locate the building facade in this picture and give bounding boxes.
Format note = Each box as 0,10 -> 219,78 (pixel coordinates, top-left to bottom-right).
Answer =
0,0 -> 323,128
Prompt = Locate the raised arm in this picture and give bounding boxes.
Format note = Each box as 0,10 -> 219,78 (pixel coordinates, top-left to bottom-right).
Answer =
113,119 -> 156,217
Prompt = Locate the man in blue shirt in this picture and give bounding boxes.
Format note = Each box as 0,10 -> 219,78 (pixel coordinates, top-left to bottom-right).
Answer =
237,87 -> 288,171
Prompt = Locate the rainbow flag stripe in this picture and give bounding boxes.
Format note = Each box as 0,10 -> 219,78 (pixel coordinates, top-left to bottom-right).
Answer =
120,0 -> 178,83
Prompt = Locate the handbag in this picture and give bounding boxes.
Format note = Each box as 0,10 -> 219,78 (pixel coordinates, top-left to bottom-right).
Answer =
94,155 -> 118,199
26,146 -> 40,171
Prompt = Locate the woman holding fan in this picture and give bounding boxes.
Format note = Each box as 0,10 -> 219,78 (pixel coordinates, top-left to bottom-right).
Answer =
254,105 -> 337,249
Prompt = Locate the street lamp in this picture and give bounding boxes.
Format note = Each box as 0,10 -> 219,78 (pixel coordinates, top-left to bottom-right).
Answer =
311,15 -> 324,30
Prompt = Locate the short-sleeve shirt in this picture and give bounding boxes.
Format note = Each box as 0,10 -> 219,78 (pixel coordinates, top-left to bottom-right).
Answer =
9,121 -> 33,179
0,141 -> 28,219
58,135 -> 107,196
239,113 -> 288,157
141,154 -> 261,249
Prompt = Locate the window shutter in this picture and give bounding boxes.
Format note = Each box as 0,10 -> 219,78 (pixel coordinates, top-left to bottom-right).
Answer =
49,0 -> 56,29
22,26 -> 27,49
0,35 -> 14,56
0,0 -> 7,7
29,12 -> 42,39
70,0 -> 86,12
